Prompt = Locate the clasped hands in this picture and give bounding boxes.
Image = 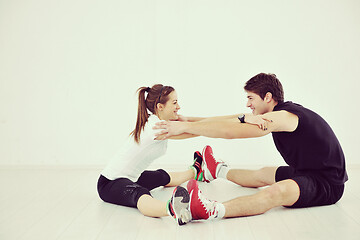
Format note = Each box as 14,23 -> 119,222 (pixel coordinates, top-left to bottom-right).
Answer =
153,114 -> 272,140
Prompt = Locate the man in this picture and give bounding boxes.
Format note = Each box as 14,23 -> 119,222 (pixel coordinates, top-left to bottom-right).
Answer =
154,73 -> 347,220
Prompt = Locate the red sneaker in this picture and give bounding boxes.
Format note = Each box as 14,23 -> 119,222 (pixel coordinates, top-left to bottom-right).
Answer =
202,145 -> 227,181
187,179 -> 220,220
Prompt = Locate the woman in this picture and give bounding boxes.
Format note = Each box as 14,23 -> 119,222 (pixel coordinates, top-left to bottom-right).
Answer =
97,84 -> 203,225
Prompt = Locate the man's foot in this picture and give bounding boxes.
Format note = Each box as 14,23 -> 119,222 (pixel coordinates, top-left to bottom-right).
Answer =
190,151 -> 209,182
187,179 -> 221,220
168,186 -> 192,225
202,145 -> 228,181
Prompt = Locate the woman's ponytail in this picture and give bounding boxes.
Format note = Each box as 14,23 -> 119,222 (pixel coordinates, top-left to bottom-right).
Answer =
130,87 -> 150,143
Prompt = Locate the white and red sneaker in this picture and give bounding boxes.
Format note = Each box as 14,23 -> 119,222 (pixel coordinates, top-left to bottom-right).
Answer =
202,145 -> 228,181
187,179 -> 221,220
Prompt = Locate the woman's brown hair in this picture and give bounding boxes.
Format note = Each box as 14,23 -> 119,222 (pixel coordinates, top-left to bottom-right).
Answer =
130,84 -> 175,143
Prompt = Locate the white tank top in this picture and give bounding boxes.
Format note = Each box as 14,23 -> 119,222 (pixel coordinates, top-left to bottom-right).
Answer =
101,115 -> 168,181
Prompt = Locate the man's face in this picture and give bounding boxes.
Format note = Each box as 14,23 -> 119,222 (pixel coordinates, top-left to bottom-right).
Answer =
246,91 -> 269,115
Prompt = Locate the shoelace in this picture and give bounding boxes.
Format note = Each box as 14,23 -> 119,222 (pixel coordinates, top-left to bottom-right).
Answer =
197,190 -> 218,219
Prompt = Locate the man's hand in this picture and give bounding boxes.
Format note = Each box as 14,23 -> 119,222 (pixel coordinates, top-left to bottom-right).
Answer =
176,115 -> 188,122
245,114 -> 273,131
153,121 -> 188,139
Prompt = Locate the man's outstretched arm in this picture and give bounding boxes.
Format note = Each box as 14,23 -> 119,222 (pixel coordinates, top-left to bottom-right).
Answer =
154,110 -> 298,139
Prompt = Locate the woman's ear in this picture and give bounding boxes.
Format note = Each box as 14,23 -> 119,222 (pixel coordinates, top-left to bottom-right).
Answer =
156,103 -> 164,112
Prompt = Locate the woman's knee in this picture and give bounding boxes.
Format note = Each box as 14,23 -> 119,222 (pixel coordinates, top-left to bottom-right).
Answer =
137,169 -> 170,190
155,169 -> 171,185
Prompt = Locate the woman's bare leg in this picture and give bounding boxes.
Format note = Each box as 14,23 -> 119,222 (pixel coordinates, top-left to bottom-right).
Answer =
166,169 -> 195,187
137,194 -> 168,217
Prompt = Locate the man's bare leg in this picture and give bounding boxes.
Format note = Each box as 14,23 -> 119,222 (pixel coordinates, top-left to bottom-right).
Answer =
226,167 -> 278,187
223,179 -> 300,217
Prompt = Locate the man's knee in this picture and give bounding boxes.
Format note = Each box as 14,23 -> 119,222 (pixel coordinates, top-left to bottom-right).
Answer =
265,180 -> 300,207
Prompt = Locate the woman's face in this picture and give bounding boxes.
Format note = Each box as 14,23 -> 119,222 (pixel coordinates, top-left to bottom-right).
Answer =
157,90 -> 181,121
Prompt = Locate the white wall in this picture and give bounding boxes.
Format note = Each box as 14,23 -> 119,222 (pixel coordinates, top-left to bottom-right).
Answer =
1,0 -> 359,167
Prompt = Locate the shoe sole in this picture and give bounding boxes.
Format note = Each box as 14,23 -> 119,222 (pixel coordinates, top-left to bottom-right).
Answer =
172,186 -> 192,225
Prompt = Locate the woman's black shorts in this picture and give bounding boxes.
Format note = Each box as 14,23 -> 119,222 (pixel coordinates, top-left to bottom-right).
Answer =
97,169 -> 171,208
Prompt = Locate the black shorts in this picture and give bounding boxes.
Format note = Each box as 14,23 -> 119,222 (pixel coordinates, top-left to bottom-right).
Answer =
275,166 -> 345,208
97,169 -> 171,208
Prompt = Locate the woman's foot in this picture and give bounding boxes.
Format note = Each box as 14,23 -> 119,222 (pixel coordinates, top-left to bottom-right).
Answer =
190,151 -> 208,182
167,186 -> 192,225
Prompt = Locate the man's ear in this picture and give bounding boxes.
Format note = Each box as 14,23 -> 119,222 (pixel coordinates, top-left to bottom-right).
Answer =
265,92 -> 273,103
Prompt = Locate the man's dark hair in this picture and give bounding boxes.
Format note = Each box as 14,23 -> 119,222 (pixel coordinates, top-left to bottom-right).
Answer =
244,73 -> 284,103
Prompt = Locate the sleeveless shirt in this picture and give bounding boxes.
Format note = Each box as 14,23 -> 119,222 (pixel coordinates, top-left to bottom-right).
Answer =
272,101 -> 347,185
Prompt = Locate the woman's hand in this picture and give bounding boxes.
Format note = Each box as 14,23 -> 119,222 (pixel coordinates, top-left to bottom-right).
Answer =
154,121 -> 188,139
245,114 -> 272,131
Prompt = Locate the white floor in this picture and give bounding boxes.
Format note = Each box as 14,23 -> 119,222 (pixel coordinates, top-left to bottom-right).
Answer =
1,165 -> 360,240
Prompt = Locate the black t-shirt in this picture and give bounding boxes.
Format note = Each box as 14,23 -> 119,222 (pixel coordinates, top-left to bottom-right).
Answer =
272,101 -> 348,185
